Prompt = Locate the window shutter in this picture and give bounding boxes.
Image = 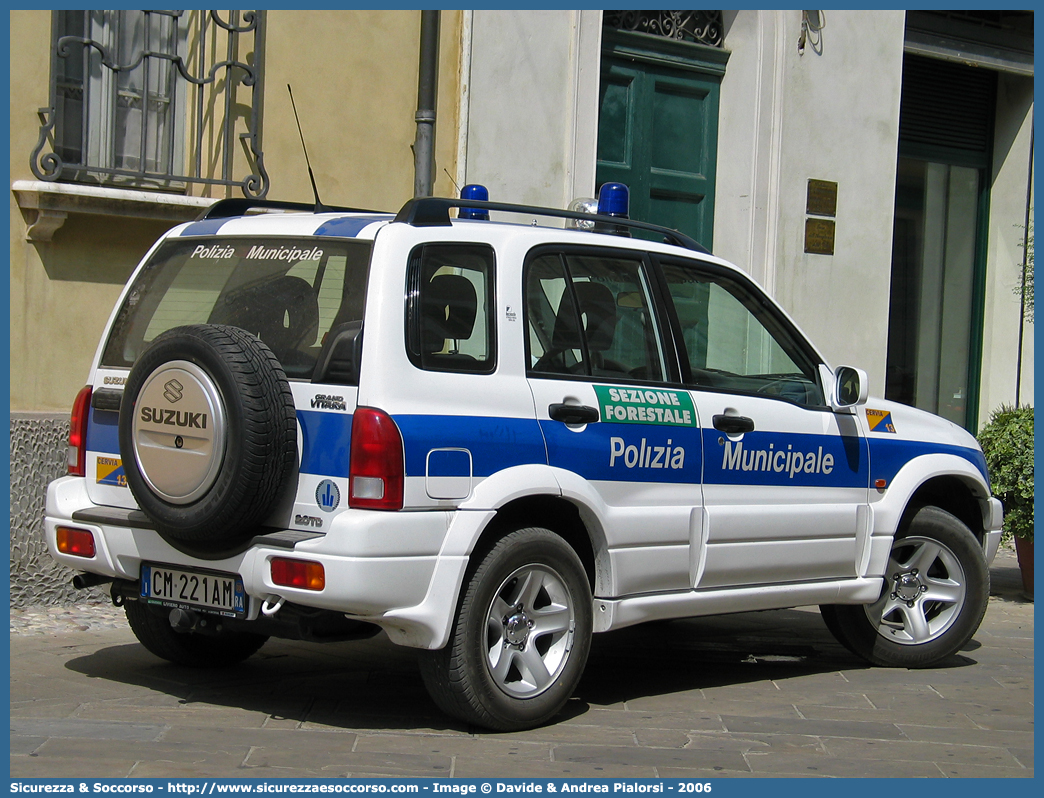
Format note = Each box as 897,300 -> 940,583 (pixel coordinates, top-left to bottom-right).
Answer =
899,54 -> 996,156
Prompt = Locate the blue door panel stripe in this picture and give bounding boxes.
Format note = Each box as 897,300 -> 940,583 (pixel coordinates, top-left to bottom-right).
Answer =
542,420 -> 702,484
703,428 -> 868,489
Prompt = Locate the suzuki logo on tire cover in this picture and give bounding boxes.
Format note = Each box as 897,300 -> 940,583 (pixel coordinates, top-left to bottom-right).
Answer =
163,379 -> 184,403
133,361 -> 225,506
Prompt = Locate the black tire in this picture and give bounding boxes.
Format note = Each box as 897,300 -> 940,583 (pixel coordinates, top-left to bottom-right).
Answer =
124,600 -> 268,667
820,506 -> 989,668
419,528 -> 593,731
819,601 -> 859,655
119,325 -> 297,551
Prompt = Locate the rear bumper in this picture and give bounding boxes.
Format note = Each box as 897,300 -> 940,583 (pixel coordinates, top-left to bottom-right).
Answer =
46,476 -> 464,649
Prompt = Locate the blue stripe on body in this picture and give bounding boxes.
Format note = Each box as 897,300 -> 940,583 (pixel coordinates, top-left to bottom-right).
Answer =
395,415 -> 547,478
868,437 -> 988,484
298,410 -> 351,478
88,407 -> 353,477
90,403 -> 989,492
543,420 -> 702,484
299,413 -> 545,480
86,407 -> 120,454
703,428 -> 868,489
314,216 -> 391,237
177,218 -> 231,237
427,448 -> 472,477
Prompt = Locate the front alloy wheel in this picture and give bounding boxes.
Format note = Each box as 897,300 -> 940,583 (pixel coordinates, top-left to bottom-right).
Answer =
820,505 -> 989,668
865,535 -> 967,645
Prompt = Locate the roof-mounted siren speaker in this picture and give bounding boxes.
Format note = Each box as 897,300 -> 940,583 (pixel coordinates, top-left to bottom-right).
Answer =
458,184 -> 490,220
596,182 -> 631,237
567,197 -> 599,231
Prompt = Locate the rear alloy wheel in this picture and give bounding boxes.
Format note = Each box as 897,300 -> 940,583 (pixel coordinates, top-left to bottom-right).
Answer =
484,563 -> 576,699
419,528 -> 592,731
820,505 -> 989,667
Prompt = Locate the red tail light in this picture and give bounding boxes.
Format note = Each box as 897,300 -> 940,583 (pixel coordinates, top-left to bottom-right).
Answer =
270,557 -> 325,591
349,407 -> 404,510
68,386 -> 92,477
56,526 -> 96,558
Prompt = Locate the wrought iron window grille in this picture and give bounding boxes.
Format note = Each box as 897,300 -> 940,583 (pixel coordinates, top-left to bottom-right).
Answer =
603,10 -> 725,48
31,10 -> 269,199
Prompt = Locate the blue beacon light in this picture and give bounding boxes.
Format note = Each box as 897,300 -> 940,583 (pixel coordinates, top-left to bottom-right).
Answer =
597,182 -> 629,218
459,184 -> 490,220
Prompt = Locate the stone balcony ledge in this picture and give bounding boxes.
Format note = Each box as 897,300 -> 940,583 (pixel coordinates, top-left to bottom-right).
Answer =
12,179 -> 216,242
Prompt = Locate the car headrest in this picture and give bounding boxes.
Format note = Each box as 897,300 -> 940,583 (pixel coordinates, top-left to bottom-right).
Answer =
552,281 -> 617,353
217,275 -> 319,357
423,273 -> 477,352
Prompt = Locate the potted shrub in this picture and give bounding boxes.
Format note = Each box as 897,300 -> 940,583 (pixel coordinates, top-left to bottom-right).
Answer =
978,404 -> 1034,597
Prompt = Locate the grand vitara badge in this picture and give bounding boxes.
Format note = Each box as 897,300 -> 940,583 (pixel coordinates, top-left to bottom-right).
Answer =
132,360 -> 226,505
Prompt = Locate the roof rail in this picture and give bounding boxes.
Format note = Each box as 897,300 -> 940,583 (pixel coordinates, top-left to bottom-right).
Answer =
393,197 -> 710,254
196,198 -> 385,221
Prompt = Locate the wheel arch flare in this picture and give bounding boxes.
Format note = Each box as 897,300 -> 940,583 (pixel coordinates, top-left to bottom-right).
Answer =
868,452 -> 997,579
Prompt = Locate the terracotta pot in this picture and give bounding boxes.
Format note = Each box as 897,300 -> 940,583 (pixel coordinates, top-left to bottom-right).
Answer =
1014,536 -> 1034,598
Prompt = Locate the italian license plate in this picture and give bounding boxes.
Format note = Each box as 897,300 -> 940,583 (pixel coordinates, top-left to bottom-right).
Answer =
140,563 -> 246,617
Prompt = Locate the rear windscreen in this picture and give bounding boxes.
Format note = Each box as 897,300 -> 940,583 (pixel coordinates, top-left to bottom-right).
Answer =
101,237 -> 373,380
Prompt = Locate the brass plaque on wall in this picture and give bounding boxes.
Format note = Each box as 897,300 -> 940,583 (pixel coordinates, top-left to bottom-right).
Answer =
805,218 -> 835,255
806,179 -> 838,217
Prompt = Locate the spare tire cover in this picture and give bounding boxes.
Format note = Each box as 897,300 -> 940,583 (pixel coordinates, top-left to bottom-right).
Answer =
119,324 -> 297,550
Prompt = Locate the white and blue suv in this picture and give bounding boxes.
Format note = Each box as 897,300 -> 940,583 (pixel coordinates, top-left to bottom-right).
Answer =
46,185 -> 1003,730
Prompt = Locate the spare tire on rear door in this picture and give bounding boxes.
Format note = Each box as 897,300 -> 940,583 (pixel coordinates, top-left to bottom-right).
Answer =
118,324 -> 297,554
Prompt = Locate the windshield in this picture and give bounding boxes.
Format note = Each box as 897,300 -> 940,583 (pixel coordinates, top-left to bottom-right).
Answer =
101,236 -> 373,380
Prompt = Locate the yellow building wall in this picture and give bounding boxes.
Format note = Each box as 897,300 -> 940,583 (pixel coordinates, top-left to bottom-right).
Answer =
263,10 -> 462,211
9,11 -> 173,413
9,10 -> 462,413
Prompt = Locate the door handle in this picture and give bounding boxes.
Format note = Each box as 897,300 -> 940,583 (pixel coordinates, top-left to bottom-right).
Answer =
713,414 -> 755,434
549,403 -> 600,425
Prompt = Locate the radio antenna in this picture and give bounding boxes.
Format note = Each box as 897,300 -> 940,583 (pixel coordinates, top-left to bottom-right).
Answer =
287,84 -> 331,213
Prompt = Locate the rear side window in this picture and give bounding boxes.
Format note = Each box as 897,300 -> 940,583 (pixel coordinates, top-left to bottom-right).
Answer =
405,243 -> 496,373
526,249 -> 667,382
101,237 -> 372,379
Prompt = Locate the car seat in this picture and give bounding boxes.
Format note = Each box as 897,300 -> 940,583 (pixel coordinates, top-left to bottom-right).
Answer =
213,275 -> 320,369
535,281 -> 621,376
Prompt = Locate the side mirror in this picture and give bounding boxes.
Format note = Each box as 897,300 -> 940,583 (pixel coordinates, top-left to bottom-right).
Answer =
833,365 -> 868,412
312,322 -> 363,385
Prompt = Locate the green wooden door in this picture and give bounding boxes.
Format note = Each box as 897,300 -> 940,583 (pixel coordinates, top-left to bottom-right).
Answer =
596,32 -> 726,250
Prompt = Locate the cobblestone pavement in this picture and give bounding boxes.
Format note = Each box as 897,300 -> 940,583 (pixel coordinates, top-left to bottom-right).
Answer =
10,548 -> 1033,779
10,598 -> 127,636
